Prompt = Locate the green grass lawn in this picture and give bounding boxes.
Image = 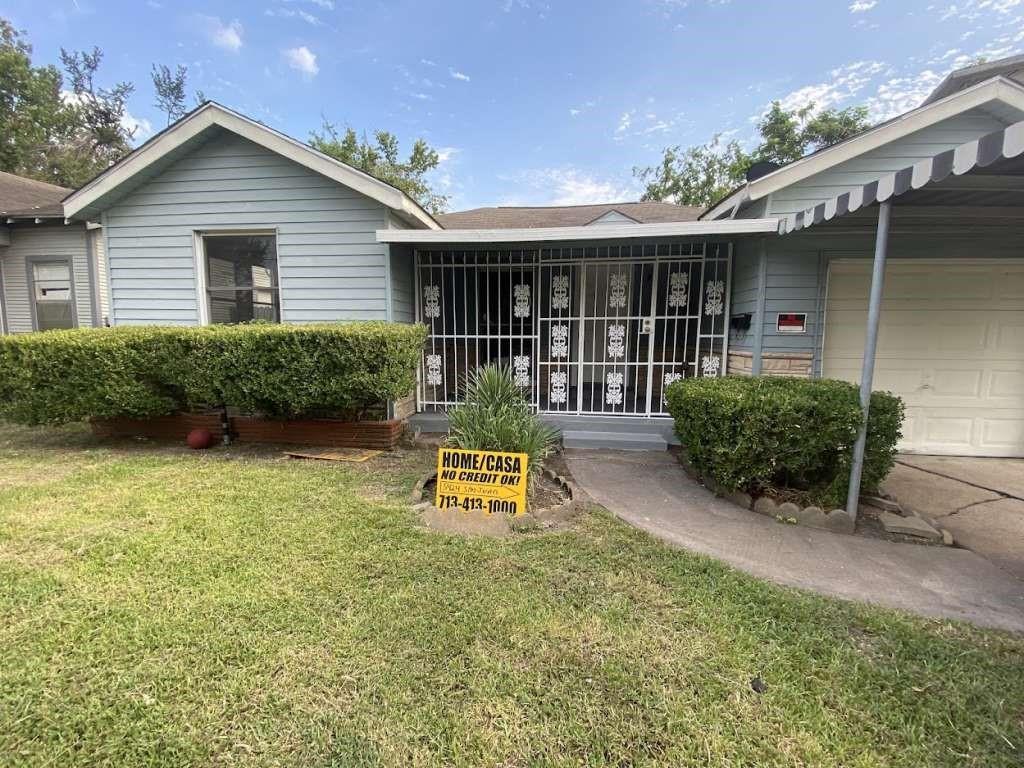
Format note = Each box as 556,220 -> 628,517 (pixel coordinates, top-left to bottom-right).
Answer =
1,425 -> 1022,767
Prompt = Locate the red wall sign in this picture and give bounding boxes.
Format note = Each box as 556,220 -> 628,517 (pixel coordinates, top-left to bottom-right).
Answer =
777,313 -> 807,333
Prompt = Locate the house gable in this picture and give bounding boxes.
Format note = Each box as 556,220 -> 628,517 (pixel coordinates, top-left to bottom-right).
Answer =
764,107 -> 1013,216
707,75 -> 1024,220
64,102 -> 438,230
102,130 -> 396,325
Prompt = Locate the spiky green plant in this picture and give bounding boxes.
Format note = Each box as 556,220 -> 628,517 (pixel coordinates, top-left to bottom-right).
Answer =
446,364 -> 560,491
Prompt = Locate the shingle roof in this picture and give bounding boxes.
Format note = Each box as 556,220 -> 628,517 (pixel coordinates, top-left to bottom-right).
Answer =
0,171 -> 70,218
435,201 -> 703,229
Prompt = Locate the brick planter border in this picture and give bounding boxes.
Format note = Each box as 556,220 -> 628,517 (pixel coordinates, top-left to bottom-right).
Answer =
92,413 -> 404,450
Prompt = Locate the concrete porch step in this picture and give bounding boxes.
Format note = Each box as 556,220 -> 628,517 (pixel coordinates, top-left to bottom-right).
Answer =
561,430 -> 667,451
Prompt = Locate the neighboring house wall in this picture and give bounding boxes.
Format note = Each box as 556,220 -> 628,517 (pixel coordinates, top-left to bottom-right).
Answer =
0,223 -> 94,332
102,131 -> 393,326
764,109 -> 1010,216
730,227 -> 1024,378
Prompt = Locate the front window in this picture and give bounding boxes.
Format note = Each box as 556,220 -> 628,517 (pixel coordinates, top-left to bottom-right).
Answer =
32,261 -> 75,331
203,234 -> 280,323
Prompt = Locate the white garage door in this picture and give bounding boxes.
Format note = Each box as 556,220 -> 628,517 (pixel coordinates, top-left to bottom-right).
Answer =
824,259 -> 1024,457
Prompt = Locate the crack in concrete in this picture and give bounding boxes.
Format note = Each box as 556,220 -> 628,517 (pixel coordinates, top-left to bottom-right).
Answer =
934,497 -> 1004,521
894,460 -> 1022,502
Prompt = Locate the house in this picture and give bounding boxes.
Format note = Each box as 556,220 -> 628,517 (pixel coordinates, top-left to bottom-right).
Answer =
60,56 -> 1024,494
1,172 -> 108,333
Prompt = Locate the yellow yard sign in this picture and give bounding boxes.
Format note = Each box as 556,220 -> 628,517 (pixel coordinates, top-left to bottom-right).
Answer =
435,447 -> 529,516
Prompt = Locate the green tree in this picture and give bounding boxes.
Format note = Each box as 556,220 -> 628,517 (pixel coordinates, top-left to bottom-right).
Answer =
309,119 -> 448,214
50,46 -> 135,186
636,101 -> 872,207
152,63 -> 188,125
0,19 -> 67,181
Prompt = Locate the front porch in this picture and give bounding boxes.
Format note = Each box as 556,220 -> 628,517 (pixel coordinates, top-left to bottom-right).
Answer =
411,240 -> 734,422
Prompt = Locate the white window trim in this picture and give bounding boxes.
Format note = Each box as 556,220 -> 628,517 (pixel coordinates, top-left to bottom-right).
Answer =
193,228 -> 283,326
26,255 -> 78,332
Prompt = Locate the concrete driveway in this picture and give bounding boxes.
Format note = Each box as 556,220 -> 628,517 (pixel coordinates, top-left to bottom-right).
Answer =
882,455 -> 1024,581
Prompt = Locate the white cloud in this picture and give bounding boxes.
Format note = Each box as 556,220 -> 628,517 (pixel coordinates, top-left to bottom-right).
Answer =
421,58 -> 437,66
265,7 -> 322,25
849,0 -> 877,11
284,45 -> 319,76
614,110 -> 633,136
864,70 -> 944,120
436,147 -> 460,163
449,68 -> 470,81
507,167 -> 640,206
197,16 -> 243,52
122,111 -> 154,140
768,60 -> 886,117
307,0 -> 334,7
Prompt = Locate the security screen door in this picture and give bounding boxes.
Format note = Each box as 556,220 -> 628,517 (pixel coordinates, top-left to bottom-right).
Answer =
416,243 -> 730,416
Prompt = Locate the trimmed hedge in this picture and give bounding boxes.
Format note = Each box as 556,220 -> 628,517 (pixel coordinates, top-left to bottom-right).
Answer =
0,323 -> 427,425
665,376 -> 903,508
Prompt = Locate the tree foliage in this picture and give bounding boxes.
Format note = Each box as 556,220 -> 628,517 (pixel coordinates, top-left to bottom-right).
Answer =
309,119 -> 448,214
152,63 -> 188,125
636,101 -> 872,208
0,20 -> 67,181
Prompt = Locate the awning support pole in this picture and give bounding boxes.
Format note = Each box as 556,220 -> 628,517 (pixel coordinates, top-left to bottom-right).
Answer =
845,200 -> 892,518
751,238 -> 768,375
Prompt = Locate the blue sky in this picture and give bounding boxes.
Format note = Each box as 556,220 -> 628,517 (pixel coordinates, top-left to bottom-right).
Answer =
3,0 -> 1023,210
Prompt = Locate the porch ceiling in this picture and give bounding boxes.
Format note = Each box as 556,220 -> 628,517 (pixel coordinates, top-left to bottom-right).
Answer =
376,218 -> 779,245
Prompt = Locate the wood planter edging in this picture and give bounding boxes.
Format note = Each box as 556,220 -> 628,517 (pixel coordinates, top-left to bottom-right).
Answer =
91,413 -> 404,450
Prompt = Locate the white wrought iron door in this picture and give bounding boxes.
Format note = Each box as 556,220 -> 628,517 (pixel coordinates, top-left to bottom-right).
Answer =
537,262 -> 581,413
577,261 -> 658,415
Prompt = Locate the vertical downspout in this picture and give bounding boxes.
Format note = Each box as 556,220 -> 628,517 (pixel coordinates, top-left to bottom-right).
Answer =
845,201 -> 892,519
750,237 -> 768,376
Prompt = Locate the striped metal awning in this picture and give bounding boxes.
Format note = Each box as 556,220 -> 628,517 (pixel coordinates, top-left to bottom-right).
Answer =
778,119 -> 1024,234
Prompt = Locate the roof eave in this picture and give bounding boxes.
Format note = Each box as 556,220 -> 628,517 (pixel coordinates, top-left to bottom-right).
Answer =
738,76 -> 1024,204
376,218 -> 779,244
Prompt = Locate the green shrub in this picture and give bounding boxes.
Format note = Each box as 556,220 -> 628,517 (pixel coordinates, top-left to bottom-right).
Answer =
447,365 -> 560,488
178,322 -> 426,419
0,327 -> 190,425
0,322 -> 427,425
665,376 -> 903,508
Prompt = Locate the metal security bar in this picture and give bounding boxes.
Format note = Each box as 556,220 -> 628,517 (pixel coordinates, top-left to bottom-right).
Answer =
414,242 -> 731,416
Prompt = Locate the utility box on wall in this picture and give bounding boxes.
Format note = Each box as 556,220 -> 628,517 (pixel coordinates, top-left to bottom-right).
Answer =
776,313 -> 807,334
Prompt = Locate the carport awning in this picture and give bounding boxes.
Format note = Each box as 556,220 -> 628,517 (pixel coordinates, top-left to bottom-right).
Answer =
778,119 -> 1024,234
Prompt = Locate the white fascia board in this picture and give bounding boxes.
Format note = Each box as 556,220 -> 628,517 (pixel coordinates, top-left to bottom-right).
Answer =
63,103 -> 440,230
377,218 -> 779,244
702,189 -> 749,221
717,77 -> 1024,211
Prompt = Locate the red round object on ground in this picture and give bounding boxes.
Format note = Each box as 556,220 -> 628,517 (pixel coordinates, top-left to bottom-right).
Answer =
186,428 -> 215,450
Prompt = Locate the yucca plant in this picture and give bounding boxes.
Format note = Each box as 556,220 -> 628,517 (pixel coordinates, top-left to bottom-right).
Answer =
447,364 -> 560,491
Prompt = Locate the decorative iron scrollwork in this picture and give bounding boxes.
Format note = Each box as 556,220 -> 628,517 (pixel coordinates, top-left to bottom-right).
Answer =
425,353 -> 442,386
423,285 -> 440,319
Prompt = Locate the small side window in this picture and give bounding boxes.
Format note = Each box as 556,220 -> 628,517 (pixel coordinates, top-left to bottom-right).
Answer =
32,261 -> 75,331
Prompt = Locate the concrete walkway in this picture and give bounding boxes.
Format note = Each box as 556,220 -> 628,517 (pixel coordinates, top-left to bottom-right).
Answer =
564,449 -> 1024,633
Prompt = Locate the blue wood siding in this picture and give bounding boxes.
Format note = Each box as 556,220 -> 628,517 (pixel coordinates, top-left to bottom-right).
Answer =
0,223 -> 95,332
766,110 -> 1008,216
746,229 -> 1024,376
728,239 -> 761,351
103,131 -> 392,325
